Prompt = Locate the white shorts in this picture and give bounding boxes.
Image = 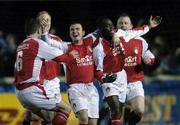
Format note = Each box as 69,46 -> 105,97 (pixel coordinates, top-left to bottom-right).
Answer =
68,82 -> 99,118
102,69 -> 127,103
43,77 -> 61,98
15,81 -> 61,112
126,81 -> 144,101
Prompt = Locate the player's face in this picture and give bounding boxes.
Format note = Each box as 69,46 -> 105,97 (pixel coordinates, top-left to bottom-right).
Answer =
100,19 -> 114,41
117,16 -> 132,30
69,23 -> 85,43
38,13 -> 51,32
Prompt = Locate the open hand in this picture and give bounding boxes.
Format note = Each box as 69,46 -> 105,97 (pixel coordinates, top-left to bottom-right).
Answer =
148,16 -> 162,28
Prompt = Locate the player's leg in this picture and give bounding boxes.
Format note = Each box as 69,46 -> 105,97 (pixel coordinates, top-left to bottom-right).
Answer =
51,100 -> 71,125
103,70 -> 127,125
125,81 -> 145,125
105,96 -> 123,125
68,84 -> 91,125
127,96 -> 144,125
17,85 -> 71,125
33,109 -> 70,125
87,84 -> 99,125
43,79 -> 71,125
77,110 -> 89,125
123,104 -> 131,125
88,118 -> 98,125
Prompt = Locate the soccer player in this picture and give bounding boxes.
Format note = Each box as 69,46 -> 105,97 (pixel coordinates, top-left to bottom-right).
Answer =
14,18 -> 78,125
116,13 -> 158,125
93,16 -> 161,125
41,19 -> 103,125
22,11 -> 72,125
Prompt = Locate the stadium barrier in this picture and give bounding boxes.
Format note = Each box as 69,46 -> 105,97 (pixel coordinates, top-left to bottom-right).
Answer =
0,75 -> 180,125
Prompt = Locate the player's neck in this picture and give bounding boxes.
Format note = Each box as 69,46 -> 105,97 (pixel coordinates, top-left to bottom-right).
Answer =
73,40 -> 83,45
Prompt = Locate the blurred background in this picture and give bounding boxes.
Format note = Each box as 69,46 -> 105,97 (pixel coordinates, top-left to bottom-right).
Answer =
0,0 -> 180,125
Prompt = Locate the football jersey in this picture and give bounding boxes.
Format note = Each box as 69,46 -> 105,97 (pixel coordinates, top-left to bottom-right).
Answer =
14,37 -> 72,85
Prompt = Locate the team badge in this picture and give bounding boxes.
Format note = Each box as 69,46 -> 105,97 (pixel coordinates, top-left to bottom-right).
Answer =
106,87 -> 110,94
134,47 -> 138,54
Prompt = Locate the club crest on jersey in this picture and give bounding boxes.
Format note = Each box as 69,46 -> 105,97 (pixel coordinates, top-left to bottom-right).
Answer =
106,87 -> 110,94
134,47 -> 138,54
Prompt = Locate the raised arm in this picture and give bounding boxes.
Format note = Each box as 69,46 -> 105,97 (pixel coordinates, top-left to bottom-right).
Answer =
41,32 -> 69,53
116,16 -> 162,42
40,17 -> 69,52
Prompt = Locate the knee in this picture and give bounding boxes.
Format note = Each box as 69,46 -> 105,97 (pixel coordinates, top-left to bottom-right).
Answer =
111,103 -> 124,115
77,110 -> 88,124
134,107 -> 144,118
79,115 -> 88,123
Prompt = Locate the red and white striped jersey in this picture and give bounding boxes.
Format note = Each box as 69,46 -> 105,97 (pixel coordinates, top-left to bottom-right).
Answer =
93,25 -> 150,81
42,32 -> 96,85
122,37 -> 155,82
115,25 -> 149,42
44,34 -> 62,80
65,37 -> 94,85
93,37 -> 125,81
14,37 -> 73,84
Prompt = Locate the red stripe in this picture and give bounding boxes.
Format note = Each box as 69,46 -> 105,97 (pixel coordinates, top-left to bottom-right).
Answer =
16,82 -> 49,99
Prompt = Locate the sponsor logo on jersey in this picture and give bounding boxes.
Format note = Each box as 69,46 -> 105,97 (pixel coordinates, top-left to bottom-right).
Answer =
124,56 -> 137,66
76,55 -> 93,67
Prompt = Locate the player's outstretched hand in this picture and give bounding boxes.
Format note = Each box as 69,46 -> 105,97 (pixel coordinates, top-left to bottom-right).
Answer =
148,16 -> 162,29
102,73 -> 117,83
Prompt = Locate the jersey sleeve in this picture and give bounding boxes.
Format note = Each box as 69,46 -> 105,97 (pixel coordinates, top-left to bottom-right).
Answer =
93,39 -> 106,81
140,37 -> 155,58
93,41 -> 105,71
140,37 -> 155,65
41,33 -> 69,53
115,25 -> 150,42
37,39 -> 65,60
84,29 -> 100,43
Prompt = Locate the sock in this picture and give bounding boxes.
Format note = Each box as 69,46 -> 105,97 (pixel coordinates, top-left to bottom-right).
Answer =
111,114 -> 122,125
52,111 -> 69,125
